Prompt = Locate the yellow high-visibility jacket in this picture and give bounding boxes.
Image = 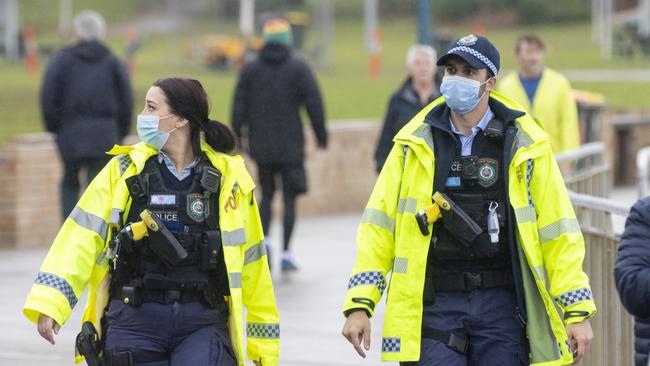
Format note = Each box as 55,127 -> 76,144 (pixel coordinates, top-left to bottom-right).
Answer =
496,68 -> 579,153
23,141 -> 280,366
343,92 -> 596,365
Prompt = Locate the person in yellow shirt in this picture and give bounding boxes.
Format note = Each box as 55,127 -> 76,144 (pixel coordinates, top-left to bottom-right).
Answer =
496,34 -> 580,153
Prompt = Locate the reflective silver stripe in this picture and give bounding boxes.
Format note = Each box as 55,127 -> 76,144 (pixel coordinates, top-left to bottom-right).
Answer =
539,218 -> 581,244
109,208 -> 123,225
533,265 -> 548,282
118,154 -> 132,175
96,251 -> 106,265
69,206 -> 108,240
514,206 -> 536,223
35,272 -> 78,308
244,241 -> 267,265
393,257 -> 408,274
511,123 -> 534,155
413,124 -> 434,152
222,229 -> 247,246
361,208 -> 395,232
247,323 -> 280,339
228,272 -> 242,288
397,198 -> 418,214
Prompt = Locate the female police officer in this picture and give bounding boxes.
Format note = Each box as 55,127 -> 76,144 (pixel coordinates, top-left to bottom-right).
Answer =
23,77 -> 280,366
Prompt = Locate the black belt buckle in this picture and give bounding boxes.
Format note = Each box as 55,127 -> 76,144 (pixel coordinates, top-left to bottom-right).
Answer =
166,290 -> 181,302
464,272 -> 482,291
448,333 -> 469,354
110,351 -> 133,366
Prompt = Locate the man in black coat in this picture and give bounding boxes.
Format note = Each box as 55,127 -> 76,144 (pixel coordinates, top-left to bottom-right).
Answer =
615,196 -> 650,366
232,18 -> 327,272
41,10 -> 133,220
374,44 -> 441,173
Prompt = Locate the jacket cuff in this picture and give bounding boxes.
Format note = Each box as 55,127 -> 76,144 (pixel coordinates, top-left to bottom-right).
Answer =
342,297 -> 376,318
563,304 -> 597,325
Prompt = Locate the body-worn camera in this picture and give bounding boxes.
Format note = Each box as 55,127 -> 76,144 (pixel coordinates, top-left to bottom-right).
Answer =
461,156 -> 479,182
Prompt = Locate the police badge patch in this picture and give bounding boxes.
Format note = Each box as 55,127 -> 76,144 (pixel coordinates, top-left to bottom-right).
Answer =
457,34 -> 478,46
478,158 -> 498,188
186,193 -> 205,223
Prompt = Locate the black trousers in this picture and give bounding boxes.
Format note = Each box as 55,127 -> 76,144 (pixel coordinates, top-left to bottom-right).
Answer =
60,156 -> 110,220
256,161 -> 307,251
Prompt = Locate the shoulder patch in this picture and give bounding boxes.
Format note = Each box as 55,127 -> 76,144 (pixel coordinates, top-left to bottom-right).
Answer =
118,154 -> 133,176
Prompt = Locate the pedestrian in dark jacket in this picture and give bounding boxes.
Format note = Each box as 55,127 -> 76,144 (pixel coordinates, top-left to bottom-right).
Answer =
374,44 -> 441,173
615,196 -> 650,366
232,18 -> 327,272
41,10 -> 133,220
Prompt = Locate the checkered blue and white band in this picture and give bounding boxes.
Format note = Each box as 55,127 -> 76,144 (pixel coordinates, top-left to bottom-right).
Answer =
446,46 -> 498,76
555,288 -> 593,308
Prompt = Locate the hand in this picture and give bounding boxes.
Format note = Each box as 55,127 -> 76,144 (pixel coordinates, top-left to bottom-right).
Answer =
566,319 -> 593,364
253,361 -> 262,366
37,313 -> 60,345
317,141 -> 327,150
342,311 -> 371,358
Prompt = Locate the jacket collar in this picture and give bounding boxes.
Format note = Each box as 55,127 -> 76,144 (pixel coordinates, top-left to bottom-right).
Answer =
107,142 -> 255,195
423,97 -> 526,132
394,92 -> 551,171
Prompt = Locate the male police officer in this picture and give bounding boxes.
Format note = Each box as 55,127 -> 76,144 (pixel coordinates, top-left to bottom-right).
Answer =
342,35 -> 595,365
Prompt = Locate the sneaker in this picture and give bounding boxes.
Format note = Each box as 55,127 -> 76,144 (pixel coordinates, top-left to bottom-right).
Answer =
281,258 -> 298,272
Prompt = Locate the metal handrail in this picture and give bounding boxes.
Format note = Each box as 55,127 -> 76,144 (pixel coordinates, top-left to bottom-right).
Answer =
568,190 -> 631,217
555,142 -> 605,163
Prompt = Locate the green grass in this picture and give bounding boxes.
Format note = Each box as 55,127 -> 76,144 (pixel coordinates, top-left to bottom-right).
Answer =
1,18 -> 649,143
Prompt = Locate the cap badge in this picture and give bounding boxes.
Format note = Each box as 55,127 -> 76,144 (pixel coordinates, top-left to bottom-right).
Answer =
457,34 -> 478,46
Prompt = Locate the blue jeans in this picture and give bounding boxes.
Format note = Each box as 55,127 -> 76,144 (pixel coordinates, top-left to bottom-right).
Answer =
103,300 -> 236,366
401,288 -> 529,366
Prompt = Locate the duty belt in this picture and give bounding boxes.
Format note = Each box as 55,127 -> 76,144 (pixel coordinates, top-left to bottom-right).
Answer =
433,270 -> 513,292
112,286 -> 205,306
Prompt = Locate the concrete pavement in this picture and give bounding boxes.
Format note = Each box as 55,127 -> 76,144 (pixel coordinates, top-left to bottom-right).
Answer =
0,214 -> 392,366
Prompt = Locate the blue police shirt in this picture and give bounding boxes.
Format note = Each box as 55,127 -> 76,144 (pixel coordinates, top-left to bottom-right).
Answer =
449,107 -> 494,156
158,151 -> 198,181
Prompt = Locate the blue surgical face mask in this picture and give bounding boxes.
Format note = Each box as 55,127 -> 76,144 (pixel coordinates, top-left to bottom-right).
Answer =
136,114 -> 176,151
440,75 -> 491,114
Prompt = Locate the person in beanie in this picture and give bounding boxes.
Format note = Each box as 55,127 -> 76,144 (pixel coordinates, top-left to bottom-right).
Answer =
232,18 -> 328,272
342,34 -> 595,365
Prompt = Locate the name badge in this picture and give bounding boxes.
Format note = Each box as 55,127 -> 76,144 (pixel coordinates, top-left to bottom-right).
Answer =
150,194 -> 176,206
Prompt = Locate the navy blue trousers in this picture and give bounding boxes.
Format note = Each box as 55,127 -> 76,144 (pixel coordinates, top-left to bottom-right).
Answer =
103,300 -> 236,366
401,288 -> 529,366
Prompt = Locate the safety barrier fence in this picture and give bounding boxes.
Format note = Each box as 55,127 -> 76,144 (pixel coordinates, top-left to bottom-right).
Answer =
556,143 -> 633,365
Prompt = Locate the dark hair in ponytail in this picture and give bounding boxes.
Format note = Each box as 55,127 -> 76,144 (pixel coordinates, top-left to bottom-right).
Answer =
153,77 -> 235,155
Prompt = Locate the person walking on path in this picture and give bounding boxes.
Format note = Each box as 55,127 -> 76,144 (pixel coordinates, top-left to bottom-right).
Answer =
41,10 -> 133,220
374,44 -> 441,173
232,18 -> 327,272
615,196 -> 650,366
342,34 -> 595,365
25,77 -> 279,366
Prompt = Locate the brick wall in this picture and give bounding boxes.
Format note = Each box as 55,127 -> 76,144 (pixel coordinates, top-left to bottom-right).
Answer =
0,121 -> 381,248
